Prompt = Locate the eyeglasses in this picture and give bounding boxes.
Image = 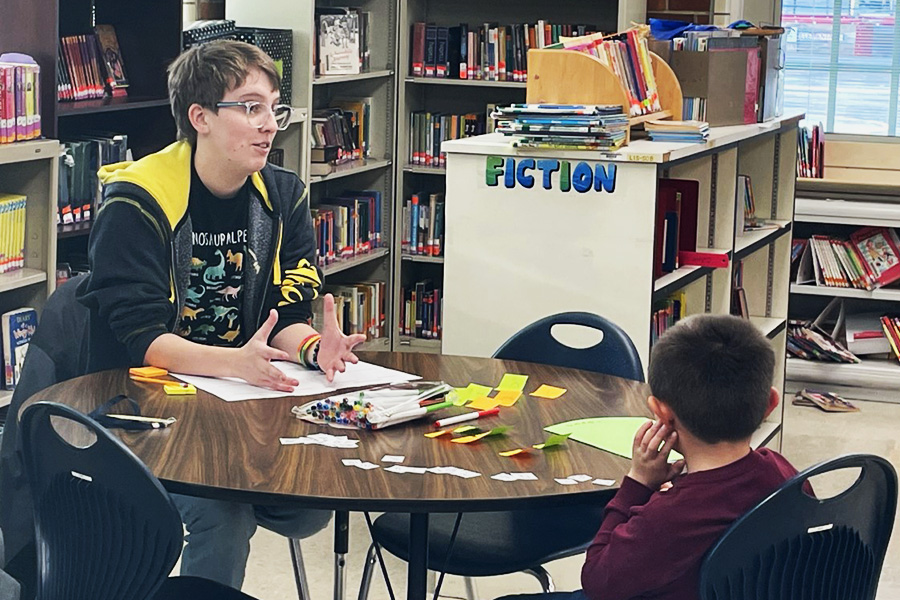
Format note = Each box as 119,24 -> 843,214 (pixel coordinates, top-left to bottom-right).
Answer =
215,101 -> 294,131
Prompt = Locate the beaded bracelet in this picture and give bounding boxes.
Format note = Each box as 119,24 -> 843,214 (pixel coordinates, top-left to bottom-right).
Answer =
296,333 -> 322,369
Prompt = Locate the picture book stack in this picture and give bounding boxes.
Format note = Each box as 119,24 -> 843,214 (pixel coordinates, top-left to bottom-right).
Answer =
316,8 -> 370,76
787,320 -> 859,364
0,194 -> 27,275
0,53 -> 41,143
57,25 -> 129,102
59,133 -> 129,225
408,110 -> 489,168
792,389 -> 859,412
794,227 -> 900,291
735,175 -> 778,235
315,283 -> 386,339
399,280 -> 442,340
409,21 -> 599,82
492,104 -> 628,152
651,292 -> 685,345
2,307 -> 37,390
312,190 -> 382,268
644,119 -> 709,143
797,122 -> 824,178
401,192 -> 445,258
311,101 -> 372,174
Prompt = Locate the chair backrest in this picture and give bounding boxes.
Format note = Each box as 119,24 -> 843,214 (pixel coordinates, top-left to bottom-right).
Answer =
492,312 -> 644,382
700,454 -> 898,600
20,401 -> 184,600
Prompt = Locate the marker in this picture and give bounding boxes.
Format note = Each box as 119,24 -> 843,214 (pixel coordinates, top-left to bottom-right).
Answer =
434,408 -> 500,429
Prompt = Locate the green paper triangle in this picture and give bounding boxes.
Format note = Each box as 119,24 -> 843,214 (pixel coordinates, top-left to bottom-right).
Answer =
545,417 -> 683,461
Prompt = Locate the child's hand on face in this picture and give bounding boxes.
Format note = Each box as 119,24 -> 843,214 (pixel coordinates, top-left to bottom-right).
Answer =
627,420 -> 686,491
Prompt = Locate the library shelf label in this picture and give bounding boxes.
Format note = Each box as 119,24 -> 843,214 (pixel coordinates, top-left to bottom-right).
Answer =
485,156 -> 617,193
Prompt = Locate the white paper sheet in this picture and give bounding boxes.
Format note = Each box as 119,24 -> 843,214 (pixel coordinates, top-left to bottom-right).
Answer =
174,360 -> 421,402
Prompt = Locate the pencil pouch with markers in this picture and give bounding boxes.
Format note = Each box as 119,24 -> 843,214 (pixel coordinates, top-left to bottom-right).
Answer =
292,381 -> 453,430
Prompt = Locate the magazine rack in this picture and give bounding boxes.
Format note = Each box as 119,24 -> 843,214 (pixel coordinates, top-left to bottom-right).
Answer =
526,49 -> 683,145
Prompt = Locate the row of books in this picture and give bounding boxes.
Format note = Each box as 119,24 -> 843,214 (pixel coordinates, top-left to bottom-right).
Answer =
797,122 -> 824,179
410,21 -> 599,82
409,110 -> 490,168
311,102 -> 372,169
494,104 -> 628,152
0,194 -> 27,275
58,133 -> 130,226
401,193 -> 445,257
313,283 -> 386,340
651,293 -> 685,346
57,26 -> 129,102
0,57 -> 40,144
793,227 -> 900,290
311,191 -> 383,268
546,26 -> 661,117
399,280 -> 442,340
315,8 -> 371,76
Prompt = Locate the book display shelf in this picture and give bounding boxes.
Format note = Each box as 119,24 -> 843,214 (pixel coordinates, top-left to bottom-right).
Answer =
787,144 -> 900,403
394,0 -> 647,353
0,140 -> 60,406
227,0 -> 397,351
442,116 -> 802,449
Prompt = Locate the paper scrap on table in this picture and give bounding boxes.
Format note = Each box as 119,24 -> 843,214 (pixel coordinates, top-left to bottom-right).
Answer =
425,430 -> 451,438
593,479 -> 616,486
175,360 -> 420,402
493,390 -> 522,407
341,458 -> 379,470
467,396 -> 500,411
451,383 -> 494,406
491,472 -> 539,482
452,426 -> 510,444
545,417 -> 683,462
499,448 -> 532,457
530,384 -> 567,399
533,432 -> 571,450
569,474 -> 592,482
428,466 -> 481,479
555,478 -> 580,485
385,465 -> 428,474
280,433 -> 359,448
381,455 -> 405,463
454,425 -> 480,434
496,373 -> 528,392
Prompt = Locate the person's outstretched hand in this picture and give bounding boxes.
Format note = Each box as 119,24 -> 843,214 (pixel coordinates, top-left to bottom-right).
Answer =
627,420 -> 685,491
316,293 -> 366,382
236,309 -> 299,392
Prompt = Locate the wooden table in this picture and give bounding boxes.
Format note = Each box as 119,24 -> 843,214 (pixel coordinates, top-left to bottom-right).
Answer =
27,352 -> 651,599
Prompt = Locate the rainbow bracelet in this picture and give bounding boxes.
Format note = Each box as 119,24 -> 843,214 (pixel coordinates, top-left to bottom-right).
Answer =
296,334 -> 322,369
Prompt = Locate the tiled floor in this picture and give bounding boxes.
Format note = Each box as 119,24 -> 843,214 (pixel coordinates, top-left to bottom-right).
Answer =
233,398 -> 900,600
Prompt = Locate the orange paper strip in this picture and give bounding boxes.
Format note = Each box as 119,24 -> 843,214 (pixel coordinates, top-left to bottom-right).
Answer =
452,433 -> 489,444
499,448 -> 531,457
530,384 -> 567,399
425,430 -> 451,438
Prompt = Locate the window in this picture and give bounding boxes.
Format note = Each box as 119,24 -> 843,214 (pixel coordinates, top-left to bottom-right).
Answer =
782,0 -> 900,136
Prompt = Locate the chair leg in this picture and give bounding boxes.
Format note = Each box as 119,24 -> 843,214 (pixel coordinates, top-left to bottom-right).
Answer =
463,576 -> 479,600
523,567 -> 555,593
357,544 -> 377,600
334,511 -> 350,600
289,537 -> 312,600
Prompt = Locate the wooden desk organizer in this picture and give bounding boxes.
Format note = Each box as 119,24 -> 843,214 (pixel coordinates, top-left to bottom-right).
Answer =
525,49 -> 684,145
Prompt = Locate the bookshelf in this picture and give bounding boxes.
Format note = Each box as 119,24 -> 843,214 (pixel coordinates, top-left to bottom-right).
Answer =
0,140 -> 60,407
442,116 -> 802,449
393,0 -> 648,353
227,0 -> 397,346
786,177 -> 900,404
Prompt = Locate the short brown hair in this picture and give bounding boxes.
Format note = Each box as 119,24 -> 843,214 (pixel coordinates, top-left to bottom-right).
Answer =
167,40 -> 281,145
648,314 -> 775,444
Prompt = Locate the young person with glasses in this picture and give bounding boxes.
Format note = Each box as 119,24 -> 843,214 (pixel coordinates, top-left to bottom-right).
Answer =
74,39 -> 364,589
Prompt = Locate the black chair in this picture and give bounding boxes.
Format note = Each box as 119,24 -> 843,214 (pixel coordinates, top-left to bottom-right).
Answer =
360,312 -> 644,598
19,401 -> 260,600
700,454 -> 898,600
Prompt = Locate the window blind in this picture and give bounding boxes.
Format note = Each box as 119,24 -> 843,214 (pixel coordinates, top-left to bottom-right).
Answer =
782,0 -> 900,136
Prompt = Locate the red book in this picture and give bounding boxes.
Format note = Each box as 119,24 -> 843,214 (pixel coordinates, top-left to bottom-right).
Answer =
411,23 -> 426,77
850,227 -> 900,287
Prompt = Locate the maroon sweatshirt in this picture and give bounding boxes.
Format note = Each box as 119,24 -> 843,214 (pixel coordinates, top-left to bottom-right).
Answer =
581,449 -> 799,600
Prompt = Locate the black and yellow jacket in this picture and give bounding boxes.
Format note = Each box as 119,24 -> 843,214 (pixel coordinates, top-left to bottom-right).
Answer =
76,140 -> 322,372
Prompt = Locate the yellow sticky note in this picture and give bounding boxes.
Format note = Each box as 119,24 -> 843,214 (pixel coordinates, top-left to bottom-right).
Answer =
164,383 -> 197,395
494,390 -> 522,407
452,384 -> 495,406
129,366 -> 168,378
467,396 -> 500,410
530,384 -> 567,399
454,425 -> 480,435
533,432 -> 571,450
499,448 -> 531,457
425,430 -> 450,438
497,373 -> 528,392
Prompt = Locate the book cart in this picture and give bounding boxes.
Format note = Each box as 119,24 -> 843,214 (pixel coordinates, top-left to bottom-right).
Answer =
441,49 -> 801,447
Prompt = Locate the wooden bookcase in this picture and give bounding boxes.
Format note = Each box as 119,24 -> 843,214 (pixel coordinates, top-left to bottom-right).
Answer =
0,140 -> 60,407
394,0 -> 648,353
441,116 -> 801,449
227,0 -> 398,351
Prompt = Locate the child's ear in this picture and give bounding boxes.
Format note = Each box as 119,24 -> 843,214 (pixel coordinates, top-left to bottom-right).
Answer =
188,103 -> 210,135
763,386 -> 780,419
647,395 -> 675,426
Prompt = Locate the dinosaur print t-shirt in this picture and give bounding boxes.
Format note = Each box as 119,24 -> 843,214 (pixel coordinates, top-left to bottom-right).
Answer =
178,166 -> 248,347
